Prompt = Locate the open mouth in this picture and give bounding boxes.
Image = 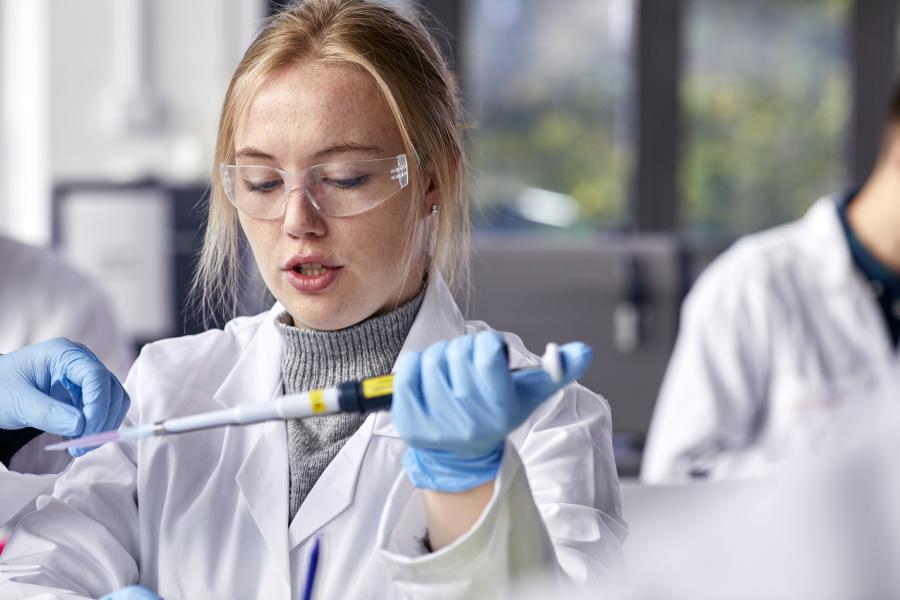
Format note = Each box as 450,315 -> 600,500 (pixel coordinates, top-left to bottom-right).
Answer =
294,263 -> 332,277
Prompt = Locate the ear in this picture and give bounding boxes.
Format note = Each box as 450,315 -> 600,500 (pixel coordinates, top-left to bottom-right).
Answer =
420,174 -> 439,218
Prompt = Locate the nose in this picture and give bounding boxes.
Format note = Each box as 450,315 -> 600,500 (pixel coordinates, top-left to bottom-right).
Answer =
281,187 -> 326,238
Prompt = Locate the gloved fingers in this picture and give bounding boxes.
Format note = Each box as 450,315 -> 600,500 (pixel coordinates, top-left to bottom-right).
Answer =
58,348 -> 116,437
99,375 -> 129,433
420,340 -> 453,413
76,369 -> 113,438
392,350 -> 430,445
471,331 -> 516,406
99,585 -> 164,600
66,370 -> 111,457
107,386 -> 132,432
67,339 -> 102,364
6,387 -> 84,437
70,377 -> 130,458
512,342 -> 593,410
447,335 -> 503,440
394,350 -> 426,411
44,338 -> 98,384
445,334 -> 478,402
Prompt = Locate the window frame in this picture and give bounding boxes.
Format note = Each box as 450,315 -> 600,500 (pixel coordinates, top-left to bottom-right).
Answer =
416,0 -> 897,235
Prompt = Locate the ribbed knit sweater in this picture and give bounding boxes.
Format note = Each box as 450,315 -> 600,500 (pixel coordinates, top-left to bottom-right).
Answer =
274,290 -> 425,520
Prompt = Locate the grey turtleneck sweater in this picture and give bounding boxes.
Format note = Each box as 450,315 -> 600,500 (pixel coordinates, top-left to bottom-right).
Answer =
275,289 -> 425,521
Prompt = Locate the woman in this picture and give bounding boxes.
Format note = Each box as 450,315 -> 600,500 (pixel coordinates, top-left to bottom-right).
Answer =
0,1 -> 625,598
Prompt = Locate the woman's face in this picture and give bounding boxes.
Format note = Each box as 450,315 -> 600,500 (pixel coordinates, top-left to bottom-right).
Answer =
234,59 -> 430,330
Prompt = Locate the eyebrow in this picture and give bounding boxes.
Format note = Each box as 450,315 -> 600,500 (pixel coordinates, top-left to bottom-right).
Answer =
234,147 -> 276,161
312,143 -> 384,160
233,142 -> 386,163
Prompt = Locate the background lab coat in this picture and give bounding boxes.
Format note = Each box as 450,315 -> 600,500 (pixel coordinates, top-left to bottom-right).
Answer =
0,235 -> 133,524
642,197 -> 900,482
0,274 -> 626,599
0,235 -> 132,380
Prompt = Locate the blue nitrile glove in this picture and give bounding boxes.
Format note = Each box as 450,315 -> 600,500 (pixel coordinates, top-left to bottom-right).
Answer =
391,331 -> 593,492
0,338 -> 130,457
100,585 -> 164,600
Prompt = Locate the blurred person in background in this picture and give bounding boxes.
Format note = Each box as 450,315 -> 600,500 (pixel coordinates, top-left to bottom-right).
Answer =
0,235 -> 132,380
642,80 -> 900,482
0,235 -> 132,526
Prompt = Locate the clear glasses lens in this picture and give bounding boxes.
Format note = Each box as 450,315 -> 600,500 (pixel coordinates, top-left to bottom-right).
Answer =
221,155 -> 408,219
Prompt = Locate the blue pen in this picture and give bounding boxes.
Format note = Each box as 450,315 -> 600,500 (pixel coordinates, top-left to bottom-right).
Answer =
302,535 -> 321,600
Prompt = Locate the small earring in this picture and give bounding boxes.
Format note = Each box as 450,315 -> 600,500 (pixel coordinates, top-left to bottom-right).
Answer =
430,204 -> 438,216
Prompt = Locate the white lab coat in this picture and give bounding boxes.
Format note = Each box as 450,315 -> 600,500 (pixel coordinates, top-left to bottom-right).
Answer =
0,235 -> 133,524
0,274 -> 625,599
642,197 -> 900,482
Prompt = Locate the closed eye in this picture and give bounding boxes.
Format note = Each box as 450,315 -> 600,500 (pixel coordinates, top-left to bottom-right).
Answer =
246,178 -> 283,193
322,174 -> 368,189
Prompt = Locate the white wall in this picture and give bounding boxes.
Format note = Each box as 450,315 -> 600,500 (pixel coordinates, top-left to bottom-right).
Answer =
0,0 -> 51,245
0,0 -> 266,244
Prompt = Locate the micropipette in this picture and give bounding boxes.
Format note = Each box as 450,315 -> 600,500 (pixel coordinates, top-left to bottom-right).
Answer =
45,342 -> 566,453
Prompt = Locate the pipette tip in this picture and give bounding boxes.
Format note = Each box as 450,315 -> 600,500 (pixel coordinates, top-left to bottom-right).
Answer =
44,424 -> 155,452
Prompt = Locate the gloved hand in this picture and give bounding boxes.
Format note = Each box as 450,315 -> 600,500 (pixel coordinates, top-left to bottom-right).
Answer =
0,338 -> 130,457
100,585 -> 164,600
391,331 -> 592,492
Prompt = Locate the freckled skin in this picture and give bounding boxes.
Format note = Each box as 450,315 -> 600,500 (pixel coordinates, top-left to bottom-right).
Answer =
235,59 -> 432,330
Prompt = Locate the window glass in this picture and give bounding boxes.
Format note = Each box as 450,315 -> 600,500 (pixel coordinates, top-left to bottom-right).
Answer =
681,0 -> 850,238
466,0 -> 634,234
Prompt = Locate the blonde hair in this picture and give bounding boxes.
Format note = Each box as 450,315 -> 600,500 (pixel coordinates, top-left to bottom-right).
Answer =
190,0 -> 469,325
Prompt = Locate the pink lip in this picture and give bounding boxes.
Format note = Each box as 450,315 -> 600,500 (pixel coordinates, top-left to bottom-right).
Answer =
282,254 -> 342,294
284,267 -> 340,293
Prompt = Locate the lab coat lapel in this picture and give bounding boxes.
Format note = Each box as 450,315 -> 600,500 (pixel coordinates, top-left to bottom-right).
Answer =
287,273 -> 468,543
214,308 -> 292,586
373,272 -> 467,437
801,198 -> 856,292
287,413 -> 375,548
802,198 -> 894,359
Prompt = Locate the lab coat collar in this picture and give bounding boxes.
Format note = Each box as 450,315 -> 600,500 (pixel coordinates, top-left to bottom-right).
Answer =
801,196 -> 861,292
801,195 -> 896,359
211,305 -> 285,410
371,271 -> 468,438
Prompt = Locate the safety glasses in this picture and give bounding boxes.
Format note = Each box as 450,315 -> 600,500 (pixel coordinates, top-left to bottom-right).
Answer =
220,154 -> 409,219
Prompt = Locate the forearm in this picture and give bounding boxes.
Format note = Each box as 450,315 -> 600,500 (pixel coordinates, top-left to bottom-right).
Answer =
423,480 -> 495,550
378,445 -> 567,599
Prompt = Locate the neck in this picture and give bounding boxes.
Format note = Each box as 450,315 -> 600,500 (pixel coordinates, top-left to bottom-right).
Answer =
847,167 -> 900,273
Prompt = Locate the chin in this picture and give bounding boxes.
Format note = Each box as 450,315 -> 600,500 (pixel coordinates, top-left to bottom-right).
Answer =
286,309 -> 340,331
283,302 -> 361,331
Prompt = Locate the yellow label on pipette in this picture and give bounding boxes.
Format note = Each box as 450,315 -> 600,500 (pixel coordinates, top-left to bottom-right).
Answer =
362,375 -> 394,399
310,389 -> 326,414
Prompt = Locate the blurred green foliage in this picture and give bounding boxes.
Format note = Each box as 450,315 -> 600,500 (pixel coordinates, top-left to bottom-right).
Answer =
471,87 -> 630,231
469,0 -> 851,238
680,0 -> 850,238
